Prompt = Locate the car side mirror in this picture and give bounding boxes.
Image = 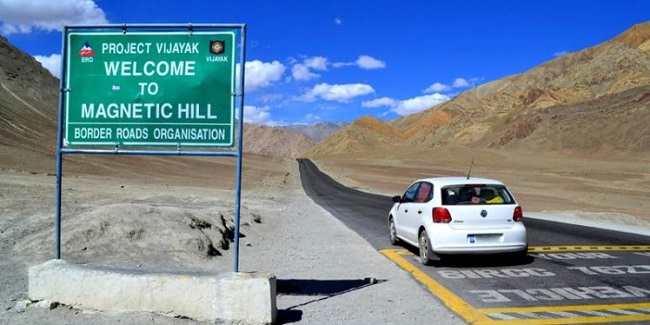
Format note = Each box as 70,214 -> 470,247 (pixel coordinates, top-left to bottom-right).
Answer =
392,195 -> 402,203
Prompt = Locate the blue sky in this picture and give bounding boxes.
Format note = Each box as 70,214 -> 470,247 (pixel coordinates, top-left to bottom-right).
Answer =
1,0 -> 648,126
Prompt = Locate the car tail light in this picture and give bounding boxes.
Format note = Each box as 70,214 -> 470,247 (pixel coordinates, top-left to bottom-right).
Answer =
513,206 -> 523,222
433,207 -> 452,223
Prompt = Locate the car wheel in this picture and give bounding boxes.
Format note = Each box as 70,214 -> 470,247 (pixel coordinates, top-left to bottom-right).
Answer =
389,217 -> 400,245
419,229 -> 434,266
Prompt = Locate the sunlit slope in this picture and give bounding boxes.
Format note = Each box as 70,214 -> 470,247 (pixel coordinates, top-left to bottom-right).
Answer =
305,116 -> 405,156
314,21 -> 650,156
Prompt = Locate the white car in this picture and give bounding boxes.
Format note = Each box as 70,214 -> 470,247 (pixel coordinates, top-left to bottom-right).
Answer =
388,177 -> 527,265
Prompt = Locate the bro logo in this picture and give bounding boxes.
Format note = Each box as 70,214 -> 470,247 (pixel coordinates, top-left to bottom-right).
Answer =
79,41 -> 94,63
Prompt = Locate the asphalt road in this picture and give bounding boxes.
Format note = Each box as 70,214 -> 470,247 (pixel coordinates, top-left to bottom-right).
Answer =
298,158 -> 650,324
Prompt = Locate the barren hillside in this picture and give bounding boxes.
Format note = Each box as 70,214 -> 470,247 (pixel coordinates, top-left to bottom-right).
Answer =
401,21 -> 650,150
243,124 -> 314,158
0,35 -> 59,173
305,116 -> 404,156
282,121 -> 347,142
312,21 -> 650,156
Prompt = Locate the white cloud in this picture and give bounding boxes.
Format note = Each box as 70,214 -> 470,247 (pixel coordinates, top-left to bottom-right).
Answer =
243,60 -> 286,92
292,56 -> 328,81
362,97 -> 397,108
554,50 -> 568,57
243,105 -> 273,125
334,17 -> 342,25
356,55 -> 385,69
304,56 -> 328,70
303,113 -> 321,122
298,83 -> 375,103
361,93 -> 450,116
424,77 -> 481,94
292,64 -> 319,81
34,54 -> 61,78
0,0 -> 108,34
258,93 -> 282,103
424,82 -> 451,93
391,93 -> 451,116
333,55 -> 386,70
452,78 -> 470,88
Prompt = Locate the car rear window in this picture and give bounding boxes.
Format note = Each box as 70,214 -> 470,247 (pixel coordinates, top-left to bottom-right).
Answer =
441,184 -> 515,205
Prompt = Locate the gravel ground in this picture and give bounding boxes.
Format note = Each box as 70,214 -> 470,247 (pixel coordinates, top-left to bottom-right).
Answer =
0,161 -> 463,324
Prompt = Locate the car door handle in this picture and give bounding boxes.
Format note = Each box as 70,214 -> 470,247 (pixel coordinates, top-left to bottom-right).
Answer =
417,210 -> 422,214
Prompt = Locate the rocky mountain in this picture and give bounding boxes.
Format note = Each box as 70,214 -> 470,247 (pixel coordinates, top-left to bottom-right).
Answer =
310,21 -> 650,156
305,116 -> 404,156
243,124 -> 314,157
280,121 -> 347,142
282,121 -> 347,142
0,35 -> 59,172
2,21 -> 649,169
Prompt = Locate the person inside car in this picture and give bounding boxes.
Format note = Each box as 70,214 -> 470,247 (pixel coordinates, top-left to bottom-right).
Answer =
480,189 -> 503,204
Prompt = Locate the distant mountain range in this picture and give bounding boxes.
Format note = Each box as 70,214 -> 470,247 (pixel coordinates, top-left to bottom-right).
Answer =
1,21 -> 648,173
307,21 -> 650,157
281,121 -> 348,142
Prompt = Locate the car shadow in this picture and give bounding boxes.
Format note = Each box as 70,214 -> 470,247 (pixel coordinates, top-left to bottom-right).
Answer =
401,245 -> 535,267
275,278 -> 385,324
434,254 -> 535,267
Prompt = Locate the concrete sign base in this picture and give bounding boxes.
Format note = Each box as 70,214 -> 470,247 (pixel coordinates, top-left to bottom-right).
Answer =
29,260 -> 276,324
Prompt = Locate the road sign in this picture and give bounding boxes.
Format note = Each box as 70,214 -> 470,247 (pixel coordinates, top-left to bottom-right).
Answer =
64,30 -> 236,147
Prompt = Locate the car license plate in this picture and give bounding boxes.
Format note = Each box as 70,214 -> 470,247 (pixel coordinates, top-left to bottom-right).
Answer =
468,234 -> 502,243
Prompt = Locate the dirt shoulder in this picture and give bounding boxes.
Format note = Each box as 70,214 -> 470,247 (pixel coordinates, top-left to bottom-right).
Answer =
0,160 -> 462,324
310,147 -> 650,224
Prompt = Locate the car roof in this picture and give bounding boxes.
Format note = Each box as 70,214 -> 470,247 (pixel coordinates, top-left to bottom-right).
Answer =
413,177 -> 506,187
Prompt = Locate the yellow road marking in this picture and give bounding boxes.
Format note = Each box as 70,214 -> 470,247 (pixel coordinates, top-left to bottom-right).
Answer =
381,248 -> 650,324
529,245 -> 650,252
481,302 -> 650,323
479,302 -> 650,313
480,315 -> 650,325
393,248 -> 413,255
380,249 -> 491,324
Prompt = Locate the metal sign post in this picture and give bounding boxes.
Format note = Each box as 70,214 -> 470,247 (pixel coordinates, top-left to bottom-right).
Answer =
55,24 -> 246,272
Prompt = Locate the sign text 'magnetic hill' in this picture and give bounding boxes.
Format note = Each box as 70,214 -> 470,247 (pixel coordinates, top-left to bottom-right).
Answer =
64,31 -> 236,147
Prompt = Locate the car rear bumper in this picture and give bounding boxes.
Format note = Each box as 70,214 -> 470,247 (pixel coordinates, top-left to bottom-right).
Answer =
433,243 -> 527,254
429,224 -> 527,254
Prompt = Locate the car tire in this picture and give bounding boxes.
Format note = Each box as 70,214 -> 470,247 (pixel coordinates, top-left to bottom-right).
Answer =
389,217 -> 400,245
513,246 -> 528,261
419,229 -> 435,266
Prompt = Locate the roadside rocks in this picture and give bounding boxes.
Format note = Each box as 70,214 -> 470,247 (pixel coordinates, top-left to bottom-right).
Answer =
13,299 -> 59,313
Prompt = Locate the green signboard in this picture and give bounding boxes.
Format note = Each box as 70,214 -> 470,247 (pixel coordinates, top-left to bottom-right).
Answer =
64,30 -> 236,147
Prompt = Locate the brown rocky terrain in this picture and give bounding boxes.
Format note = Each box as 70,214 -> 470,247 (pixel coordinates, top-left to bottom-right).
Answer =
303,22 -> 650,223
308,21 -> 650,155
0,35 -> 59,173
1,21 -> 648,224
306,116 -> 404,156
282,121 -> 347,142
1,22 -> 648,223
243,124 -> 314,158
